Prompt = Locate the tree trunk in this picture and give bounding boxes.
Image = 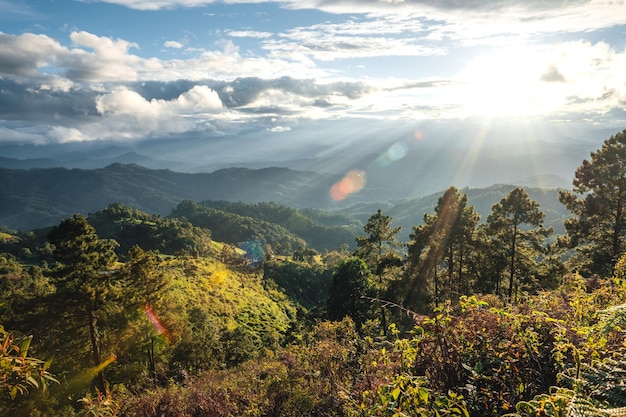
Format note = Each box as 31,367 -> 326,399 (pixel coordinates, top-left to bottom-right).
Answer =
613,191 -> 623,267
148,337 -> 157,384
458,242 -> 464,295
508,224 -> 517,303
448,245 -> 454,297
434,266 -> 439,308
88,307 -> 106,393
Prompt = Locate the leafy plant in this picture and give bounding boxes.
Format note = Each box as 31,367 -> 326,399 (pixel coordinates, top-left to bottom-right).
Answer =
0,325 -> 57,401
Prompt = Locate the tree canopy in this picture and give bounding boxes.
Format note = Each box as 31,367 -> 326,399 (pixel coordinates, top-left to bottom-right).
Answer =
559,129 -> 626,276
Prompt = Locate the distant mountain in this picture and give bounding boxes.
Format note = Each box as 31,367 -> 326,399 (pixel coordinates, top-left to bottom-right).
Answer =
0,121 -> 600,198
0,164 -> 572,244
0,157 -> 62,169
0,152 -> 176,170
0,164 -> 339,231
339,184 -> 569,241
513,174 -> 570,189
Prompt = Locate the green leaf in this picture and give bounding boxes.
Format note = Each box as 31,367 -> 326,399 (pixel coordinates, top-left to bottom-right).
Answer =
391,387 -> 401,401
19,336 -> 32,357
418,387 -> 429,404
26,375 -> 39,389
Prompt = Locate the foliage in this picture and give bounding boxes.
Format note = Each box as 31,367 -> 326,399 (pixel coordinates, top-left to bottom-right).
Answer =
0,325 -> 57,402
7,131 -> 626,416
405,187 -> 482,311
78,385 -> 120,417
353,373 -> 469,417
170,200 -> 308,255
263,259 -> 332,310
195,200 -> 360,251
327,257 -> 375,328
46,214 -> 120,392
559,129 -> 626,276
486,187 -> 553,301
354,209 -> 403,333
121,318 -> 360,417
89,203 -> 214,257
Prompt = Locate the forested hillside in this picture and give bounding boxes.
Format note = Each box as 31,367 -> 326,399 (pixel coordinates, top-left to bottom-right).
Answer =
2,130 -> 626,417
0,164 -> 336,231
0,162 -> 569,237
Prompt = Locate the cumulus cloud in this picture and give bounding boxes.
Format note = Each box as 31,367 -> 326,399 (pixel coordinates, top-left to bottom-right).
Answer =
48,126 -> 88,143
0,79 -> 97,123
92,85 -> 223,139
64,31 -> 142,82
2,1 -> 625,145
0,32 -> 66,77
0,31 -> 148,84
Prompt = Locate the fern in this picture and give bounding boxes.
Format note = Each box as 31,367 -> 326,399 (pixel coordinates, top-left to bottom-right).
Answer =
598,303 -> 626,334
579,357 -> 626,407
508,355 -> 626,416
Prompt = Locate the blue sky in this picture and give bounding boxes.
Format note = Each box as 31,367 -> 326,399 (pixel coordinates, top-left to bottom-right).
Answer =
1,0 -> 625,158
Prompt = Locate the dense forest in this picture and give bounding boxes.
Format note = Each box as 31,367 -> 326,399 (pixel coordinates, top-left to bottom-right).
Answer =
2,129 -> 626,416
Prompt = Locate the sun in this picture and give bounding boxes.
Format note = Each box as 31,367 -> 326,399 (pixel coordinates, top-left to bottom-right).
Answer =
459,47 -> 560,118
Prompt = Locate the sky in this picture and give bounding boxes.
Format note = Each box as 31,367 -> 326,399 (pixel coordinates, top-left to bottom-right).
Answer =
1,0 -> 625,178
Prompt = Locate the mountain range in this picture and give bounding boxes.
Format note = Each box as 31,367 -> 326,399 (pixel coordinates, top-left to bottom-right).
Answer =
0,163 -> 570,239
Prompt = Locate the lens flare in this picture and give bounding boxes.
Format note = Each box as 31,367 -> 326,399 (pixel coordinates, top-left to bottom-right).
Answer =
330,170 -> 366,201
377,141 -> 408,167
145,305 -> 171,342
239,239 -> 266,267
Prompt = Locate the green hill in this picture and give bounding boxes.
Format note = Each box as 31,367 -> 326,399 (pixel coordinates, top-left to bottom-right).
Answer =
171,200 -> 359,252
0,164 -> 337,231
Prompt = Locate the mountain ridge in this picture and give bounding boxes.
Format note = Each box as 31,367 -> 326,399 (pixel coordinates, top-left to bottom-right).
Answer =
0,164 -> 570,235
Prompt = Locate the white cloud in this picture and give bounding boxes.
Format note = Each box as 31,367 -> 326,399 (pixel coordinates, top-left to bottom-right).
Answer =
48,126 -> 88,143
0,126 -> 49,144
93,85 -> 223,139
2,0 -> 625,146
63,31 -> 142,82
264,18 -> 445,62
267,126 -> 291,132
0,31 -> 147,84
164,40 -> 184,48
96,0 -> 626,37
227,30 -> 273,39
0,32 -> 66,77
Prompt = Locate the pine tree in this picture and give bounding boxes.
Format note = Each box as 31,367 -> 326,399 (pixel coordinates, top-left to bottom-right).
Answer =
47,214 -> 119,392
353,209 -> 402,333
486,188 -> 551,302
559,129 -> 626,276
405,187 -> 479,310
327,258 -> 374,329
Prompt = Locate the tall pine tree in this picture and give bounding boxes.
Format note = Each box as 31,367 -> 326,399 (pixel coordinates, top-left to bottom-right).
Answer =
559,129 -> 626,276
47,214 -> 119,392
405,187 -> 479,310
353,209 -> 402,333
486,188 -> 551,302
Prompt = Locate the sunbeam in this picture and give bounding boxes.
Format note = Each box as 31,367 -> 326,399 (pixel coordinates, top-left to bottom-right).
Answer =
68,355 -> 117,393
